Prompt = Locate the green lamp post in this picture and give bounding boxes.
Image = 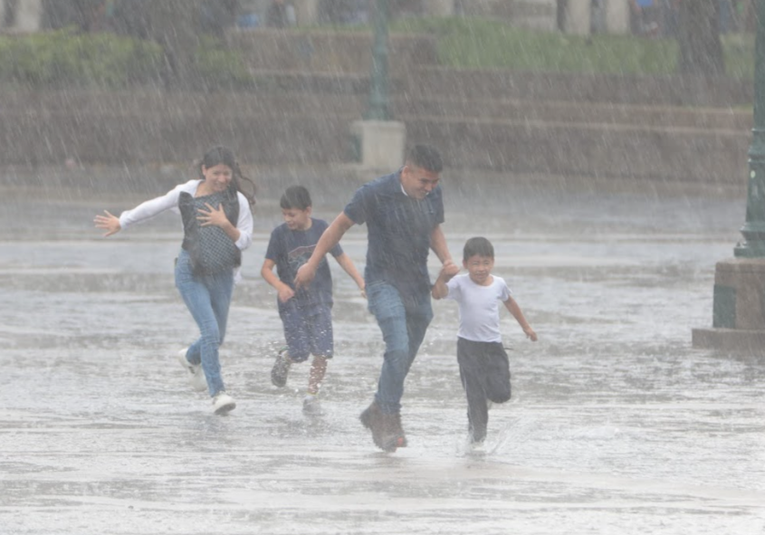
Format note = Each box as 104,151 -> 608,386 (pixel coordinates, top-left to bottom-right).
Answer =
734,0 -> 765,257
365,0 -> 392,121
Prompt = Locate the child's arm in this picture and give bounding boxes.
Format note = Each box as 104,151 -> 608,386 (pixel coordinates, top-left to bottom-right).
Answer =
503,296 -> 537,341
260,258 -> 295,303
334,253 -> 366,296
432,263 -> 460,299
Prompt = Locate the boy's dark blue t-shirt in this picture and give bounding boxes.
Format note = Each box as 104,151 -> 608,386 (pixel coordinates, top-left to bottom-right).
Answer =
344,171 -> 444,297
265,218 -> 343,310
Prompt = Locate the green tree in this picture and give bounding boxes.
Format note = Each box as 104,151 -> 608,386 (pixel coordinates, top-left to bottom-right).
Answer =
144,0 -> 203,88
677,0 -> 724,75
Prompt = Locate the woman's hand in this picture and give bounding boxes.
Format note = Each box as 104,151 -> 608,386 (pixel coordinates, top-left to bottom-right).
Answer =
197,203 -> 229,228
93,210 -> 122,237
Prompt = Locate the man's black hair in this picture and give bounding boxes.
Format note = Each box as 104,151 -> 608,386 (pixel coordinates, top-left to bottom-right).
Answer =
406,144 -> 443,173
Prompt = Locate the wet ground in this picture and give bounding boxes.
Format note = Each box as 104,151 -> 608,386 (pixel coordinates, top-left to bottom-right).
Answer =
1,167 -> 764,534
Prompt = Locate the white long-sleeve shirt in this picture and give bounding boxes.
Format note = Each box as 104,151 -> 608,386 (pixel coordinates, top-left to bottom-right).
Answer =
118,179 -> 253,251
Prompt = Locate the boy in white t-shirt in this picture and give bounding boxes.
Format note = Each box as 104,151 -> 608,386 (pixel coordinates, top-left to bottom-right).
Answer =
432,237 -> 537,444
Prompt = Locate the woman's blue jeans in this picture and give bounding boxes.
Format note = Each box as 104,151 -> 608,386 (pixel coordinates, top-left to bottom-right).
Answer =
367,281 -> 433,414
174,249 -> 233,396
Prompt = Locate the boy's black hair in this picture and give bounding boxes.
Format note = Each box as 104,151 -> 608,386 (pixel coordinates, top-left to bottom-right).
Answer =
280,185 -> 312,210
463,236 -> 494,262
406,144 -> 443,173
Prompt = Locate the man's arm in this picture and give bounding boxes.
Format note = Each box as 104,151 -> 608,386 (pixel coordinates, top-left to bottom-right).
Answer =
430,224 -> 454,266
295,212 -> 355,289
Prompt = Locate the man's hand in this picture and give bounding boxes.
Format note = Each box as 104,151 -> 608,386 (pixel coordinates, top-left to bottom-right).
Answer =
294,262 -> 316,290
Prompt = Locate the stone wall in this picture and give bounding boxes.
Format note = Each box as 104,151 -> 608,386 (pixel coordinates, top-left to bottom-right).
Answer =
0,83 -> 751,186
0,27 -> 755,185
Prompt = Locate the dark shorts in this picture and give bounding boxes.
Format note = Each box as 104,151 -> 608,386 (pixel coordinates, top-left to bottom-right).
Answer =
456,337 -> 511,404
279,301 -> 333,363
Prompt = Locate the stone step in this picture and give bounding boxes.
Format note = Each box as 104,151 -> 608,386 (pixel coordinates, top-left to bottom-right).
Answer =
241,68 -> 752,109
14,88 -> 750,132
393,97 -> 751,132
0,99 -> 747,185
406,115 -> 749,184
400,67 -> 753,108
0,89 -> 751,185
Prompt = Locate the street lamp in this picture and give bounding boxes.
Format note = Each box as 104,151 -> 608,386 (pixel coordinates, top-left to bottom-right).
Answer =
365,0 -> 392,121
734,0 -> 765,257
693,0 -> 765,348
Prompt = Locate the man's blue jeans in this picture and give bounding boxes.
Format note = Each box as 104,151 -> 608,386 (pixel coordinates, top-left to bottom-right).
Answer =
174,249 -> 233,396
367,281 -> 433,414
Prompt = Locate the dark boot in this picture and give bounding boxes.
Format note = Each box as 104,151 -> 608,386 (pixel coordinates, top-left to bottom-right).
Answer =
360,402 -> 406,452
389,412 -> 407,448
360,401 -> 385,450
377,413 -> 406,452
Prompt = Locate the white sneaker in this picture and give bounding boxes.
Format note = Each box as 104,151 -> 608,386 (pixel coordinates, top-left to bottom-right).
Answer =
212,391 -> 236,415
302,394 -> 323,416
177,349 -> 207,392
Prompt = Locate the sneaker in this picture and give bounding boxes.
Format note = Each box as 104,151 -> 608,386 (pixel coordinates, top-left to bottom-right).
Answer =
469,426 -> 487,445
178,348 -> 207,392
302,394 -> 323,416
271,347 -> 291,387
212,391 -> 236,415
468,439 -> 486,453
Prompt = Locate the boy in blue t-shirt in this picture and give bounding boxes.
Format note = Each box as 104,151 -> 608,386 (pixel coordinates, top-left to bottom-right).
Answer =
261,186 -> 365,414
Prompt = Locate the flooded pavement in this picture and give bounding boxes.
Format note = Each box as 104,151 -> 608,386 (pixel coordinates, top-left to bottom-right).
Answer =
1,168 -> 764,535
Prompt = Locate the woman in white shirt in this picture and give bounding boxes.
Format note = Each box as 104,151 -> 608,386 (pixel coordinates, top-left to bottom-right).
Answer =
94,146 -> 256,415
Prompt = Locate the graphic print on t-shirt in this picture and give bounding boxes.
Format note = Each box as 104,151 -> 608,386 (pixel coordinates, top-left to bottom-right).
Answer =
287,244 -> 316,273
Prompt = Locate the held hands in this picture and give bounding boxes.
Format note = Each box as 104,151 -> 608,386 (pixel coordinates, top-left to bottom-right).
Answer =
440,260 -> 460,281
93,210 -> 121,237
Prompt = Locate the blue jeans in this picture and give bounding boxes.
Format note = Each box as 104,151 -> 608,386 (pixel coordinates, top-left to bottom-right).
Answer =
367,281 -> 433,414
174,249 -> 233,396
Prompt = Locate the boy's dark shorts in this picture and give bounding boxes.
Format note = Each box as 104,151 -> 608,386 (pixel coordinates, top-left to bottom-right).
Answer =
456,337 -> 511,403
279,301 -> 333,363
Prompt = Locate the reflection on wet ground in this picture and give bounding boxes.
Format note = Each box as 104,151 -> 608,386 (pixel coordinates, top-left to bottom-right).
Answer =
1,169 -> 763,534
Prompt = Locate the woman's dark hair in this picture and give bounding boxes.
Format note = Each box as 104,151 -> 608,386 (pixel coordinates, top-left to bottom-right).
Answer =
199,146 -> 257,207
463,236 -> 494,262
280,185 -> 312,210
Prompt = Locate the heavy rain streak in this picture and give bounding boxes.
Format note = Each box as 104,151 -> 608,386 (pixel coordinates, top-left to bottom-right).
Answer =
0,1 -> 763,534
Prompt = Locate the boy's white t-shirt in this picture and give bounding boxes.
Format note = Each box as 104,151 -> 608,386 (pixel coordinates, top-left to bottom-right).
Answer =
445,273 -> 512,343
